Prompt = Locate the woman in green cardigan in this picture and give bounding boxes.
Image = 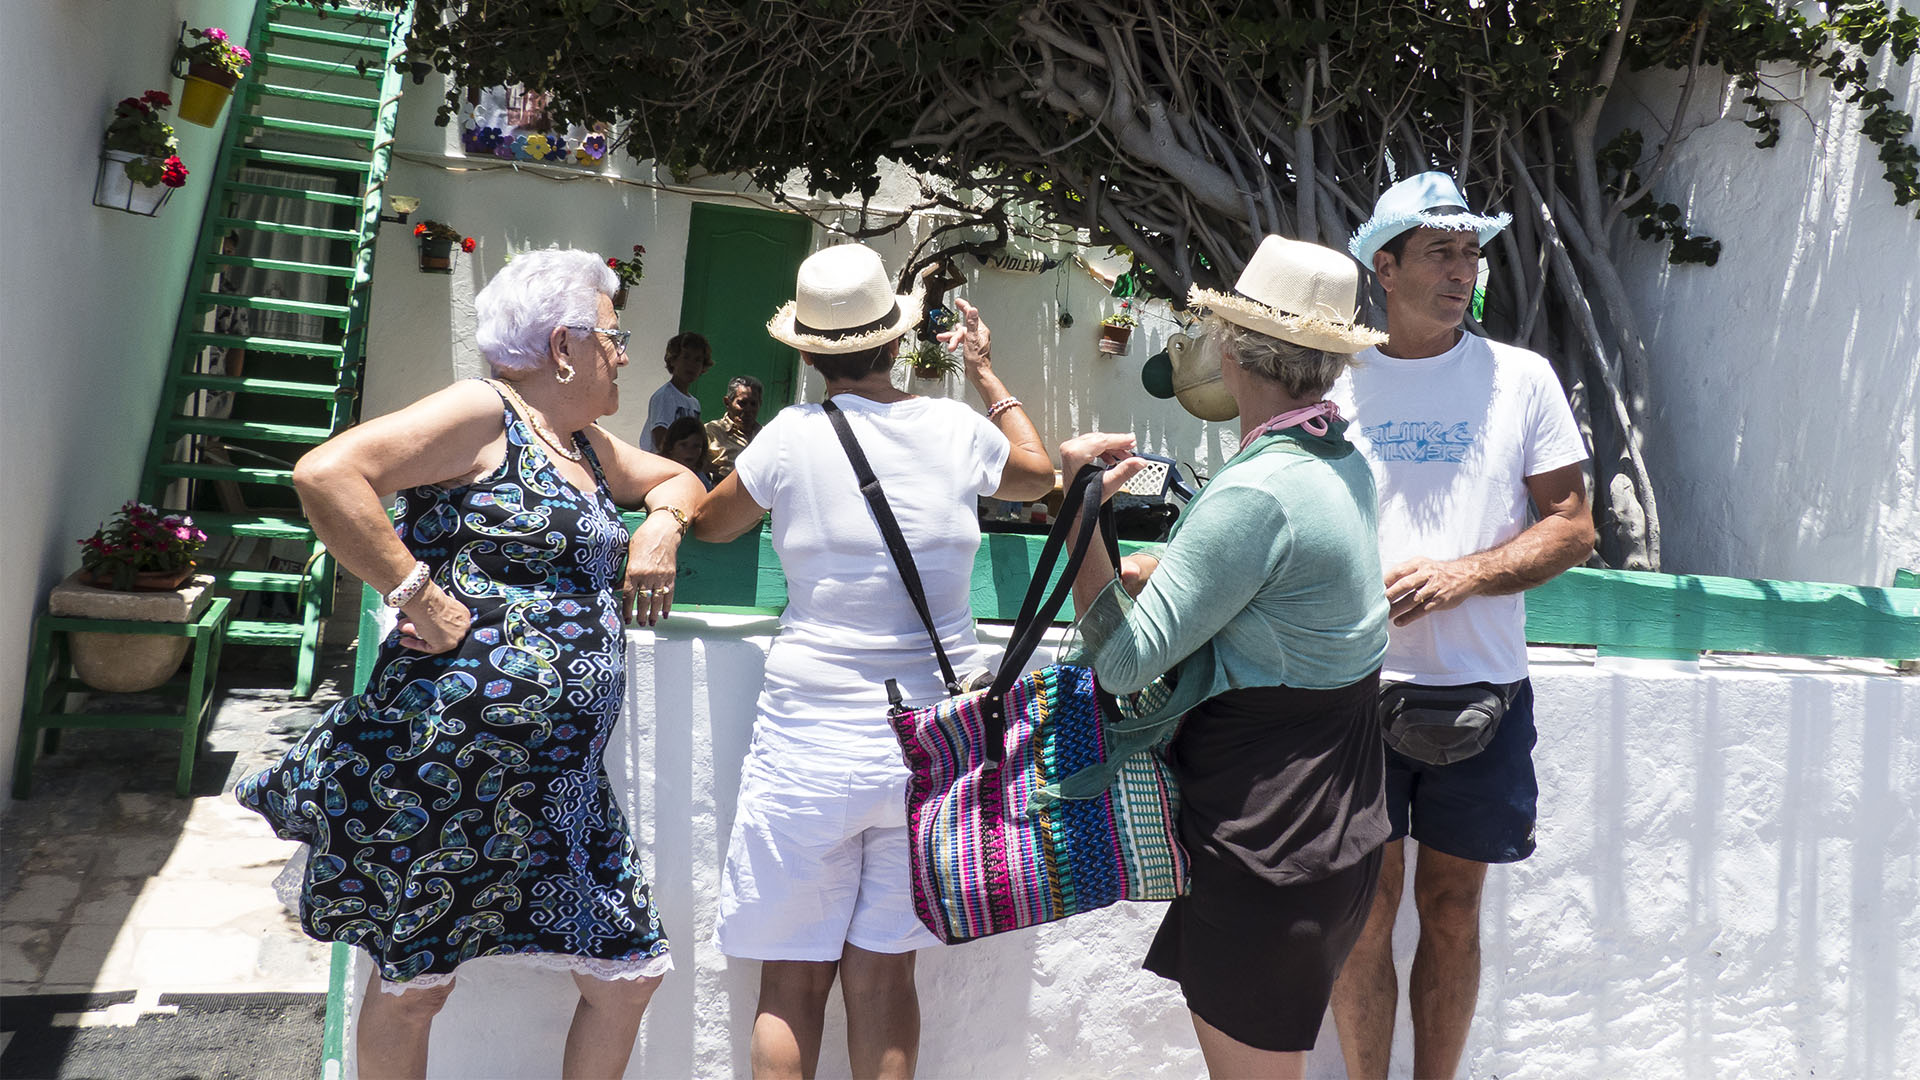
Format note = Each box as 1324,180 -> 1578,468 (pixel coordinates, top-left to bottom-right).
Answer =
1063,236 -> 1392,1080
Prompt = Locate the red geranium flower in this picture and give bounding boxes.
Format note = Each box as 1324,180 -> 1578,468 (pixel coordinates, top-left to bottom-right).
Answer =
460,237 -> 476,253
607,257 -> 620,268
143,89 -> 172,107
413,223 -> 427,237
160,155 -> 189,188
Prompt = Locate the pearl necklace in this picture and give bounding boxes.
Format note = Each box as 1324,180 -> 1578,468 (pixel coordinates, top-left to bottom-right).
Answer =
493,380 -> 584,462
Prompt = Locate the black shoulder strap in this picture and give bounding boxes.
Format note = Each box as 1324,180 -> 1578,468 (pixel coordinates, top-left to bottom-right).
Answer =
822,399 -> 963,696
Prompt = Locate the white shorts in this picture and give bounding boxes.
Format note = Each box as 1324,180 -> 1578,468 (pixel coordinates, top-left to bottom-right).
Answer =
716,741 -> 939,961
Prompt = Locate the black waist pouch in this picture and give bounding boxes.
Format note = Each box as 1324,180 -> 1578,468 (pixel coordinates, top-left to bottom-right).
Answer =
1378,681 -> 1515,765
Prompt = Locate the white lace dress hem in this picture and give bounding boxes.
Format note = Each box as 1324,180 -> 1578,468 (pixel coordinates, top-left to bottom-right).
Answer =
374,950 -> 675,995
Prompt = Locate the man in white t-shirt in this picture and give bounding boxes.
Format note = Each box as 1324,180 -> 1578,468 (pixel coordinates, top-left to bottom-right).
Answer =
1328,172 -> 1596,1080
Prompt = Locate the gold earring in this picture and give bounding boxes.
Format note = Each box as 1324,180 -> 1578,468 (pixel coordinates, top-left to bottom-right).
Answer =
555,360 -> 576,384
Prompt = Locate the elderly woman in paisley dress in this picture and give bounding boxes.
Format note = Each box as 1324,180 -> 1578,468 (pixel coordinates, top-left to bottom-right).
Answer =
237,249 -> 705,1079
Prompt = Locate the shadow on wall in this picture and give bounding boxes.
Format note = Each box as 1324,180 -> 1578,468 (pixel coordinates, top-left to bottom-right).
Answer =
1459,666 -> 1914,1080
1607,62 -> 1920,585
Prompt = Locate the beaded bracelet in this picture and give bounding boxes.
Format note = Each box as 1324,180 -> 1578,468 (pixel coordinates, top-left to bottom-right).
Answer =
384,560 -> 431,608
985,397 -> 1023,420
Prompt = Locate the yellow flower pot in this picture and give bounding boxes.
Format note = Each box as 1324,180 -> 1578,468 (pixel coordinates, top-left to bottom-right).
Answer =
178,64 -> 238,127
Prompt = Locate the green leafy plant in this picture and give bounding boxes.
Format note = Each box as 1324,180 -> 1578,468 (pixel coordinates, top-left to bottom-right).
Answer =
176,26 -> 253,79
608,245 -> 645,287
413,220 -> 475,251
904,339 -> 963,380
78,502 -> 207,589
103,91 -> 188,188
1101,301 -> 1138,330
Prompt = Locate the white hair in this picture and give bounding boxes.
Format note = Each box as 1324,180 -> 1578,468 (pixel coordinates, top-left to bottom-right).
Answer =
474,249 -> 619,375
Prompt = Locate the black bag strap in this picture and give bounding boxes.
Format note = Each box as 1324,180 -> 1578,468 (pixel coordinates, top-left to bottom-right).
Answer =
978,463 -> 1118,763
823,398 -> 963,696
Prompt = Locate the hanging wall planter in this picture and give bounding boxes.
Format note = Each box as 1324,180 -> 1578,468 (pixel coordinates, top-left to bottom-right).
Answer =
608,245 -> 644,307
177,64 -> 239,127
173,25 -> 251,128
414,221 -> 472,273
94,149 -> 177,216
96,91 -> 188,216
1097,321 -> 1135,355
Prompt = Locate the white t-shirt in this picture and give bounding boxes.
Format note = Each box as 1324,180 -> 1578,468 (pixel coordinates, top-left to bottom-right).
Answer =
1330,332 -> 1587,684
732,393 -> 1011,757
644,382 -> 701,448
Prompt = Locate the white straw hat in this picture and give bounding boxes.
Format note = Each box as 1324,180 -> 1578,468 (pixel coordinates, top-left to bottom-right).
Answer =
1348,171 -> 1511,268
1186,235 -> 1388,355
766,244 -> 924,355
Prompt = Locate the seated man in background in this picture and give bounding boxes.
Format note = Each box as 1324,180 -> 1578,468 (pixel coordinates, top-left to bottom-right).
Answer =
705,374 -> 764,482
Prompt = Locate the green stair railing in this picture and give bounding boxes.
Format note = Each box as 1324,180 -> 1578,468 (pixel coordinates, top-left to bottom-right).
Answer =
140,0 -> 411,696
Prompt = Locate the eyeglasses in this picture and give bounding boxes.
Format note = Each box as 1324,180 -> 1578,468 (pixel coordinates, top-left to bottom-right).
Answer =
569,325 -> 631,352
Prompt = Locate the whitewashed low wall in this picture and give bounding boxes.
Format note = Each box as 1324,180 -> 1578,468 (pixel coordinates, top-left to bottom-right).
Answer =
347,614 -> 1919,1079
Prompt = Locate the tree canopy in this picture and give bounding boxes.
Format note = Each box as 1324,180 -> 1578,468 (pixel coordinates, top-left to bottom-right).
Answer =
360,0 -> 1920,570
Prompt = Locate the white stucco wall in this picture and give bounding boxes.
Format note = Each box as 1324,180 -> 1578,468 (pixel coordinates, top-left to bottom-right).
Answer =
0,0 -> 256,816
1608,43 -> 1920,587
344,617 -> 1918,1079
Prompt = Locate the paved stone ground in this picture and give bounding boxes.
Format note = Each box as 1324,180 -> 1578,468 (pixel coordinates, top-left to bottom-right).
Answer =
0,581 -> 362,1077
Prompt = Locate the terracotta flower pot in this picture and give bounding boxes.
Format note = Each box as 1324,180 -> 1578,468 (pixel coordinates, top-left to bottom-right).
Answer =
79,563 -> 197,591
93,150 -> 174,216
178,63 -> 239,127
419,236 -> 454,273
1097,323 -> 1134,355
49,570 -> 213,694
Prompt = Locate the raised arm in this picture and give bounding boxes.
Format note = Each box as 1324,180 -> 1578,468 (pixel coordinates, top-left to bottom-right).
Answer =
943,297 -> 1054,501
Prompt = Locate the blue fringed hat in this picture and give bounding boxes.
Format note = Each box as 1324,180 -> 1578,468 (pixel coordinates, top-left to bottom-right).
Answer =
1349,171 -> 1511,267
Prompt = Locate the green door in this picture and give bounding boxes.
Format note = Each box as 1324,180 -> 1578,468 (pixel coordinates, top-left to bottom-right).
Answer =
679,203 -> 814,418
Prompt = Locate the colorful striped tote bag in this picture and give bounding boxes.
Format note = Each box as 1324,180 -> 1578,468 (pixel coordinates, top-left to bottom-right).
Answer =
885,466 -> 1191,944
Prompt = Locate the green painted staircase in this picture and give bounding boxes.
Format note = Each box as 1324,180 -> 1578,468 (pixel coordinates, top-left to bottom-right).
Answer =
139,0 -> 411,696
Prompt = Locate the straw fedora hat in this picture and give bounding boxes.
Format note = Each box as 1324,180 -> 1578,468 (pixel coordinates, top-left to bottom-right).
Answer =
1166,332 -> 1238,422
1348,171 -> 1511,268
766,244 -> 924,355
1186,235 -> 1388,355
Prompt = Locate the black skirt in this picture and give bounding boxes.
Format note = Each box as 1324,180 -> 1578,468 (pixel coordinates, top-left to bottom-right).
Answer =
1144,843 -> 1383,1052
1142,678 -> 1389,1051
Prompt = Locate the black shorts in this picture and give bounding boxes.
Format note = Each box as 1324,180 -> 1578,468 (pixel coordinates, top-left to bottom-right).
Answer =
1142,845 -> 1384,1053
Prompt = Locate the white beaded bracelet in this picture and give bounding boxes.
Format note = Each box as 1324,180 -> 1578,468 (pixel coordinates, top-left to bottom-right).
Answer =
384,560 -> 431,608
985,397 -> 1022,420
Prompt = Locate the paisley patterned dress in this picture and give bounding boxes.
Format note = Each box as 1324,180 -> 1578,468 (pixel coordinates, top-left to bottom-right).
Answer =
237,388 -> 670,989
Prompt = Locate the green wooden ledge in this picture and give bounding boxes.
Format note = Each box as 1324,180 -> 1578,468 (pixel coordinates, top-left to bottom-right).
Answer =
625,518 -> 1919,663
350,523 -> 1920,668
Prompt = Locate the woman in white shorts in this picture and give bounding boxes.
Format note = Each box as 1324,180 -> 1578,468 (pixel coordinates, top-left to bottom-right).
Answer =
695,244 -> 1054,1078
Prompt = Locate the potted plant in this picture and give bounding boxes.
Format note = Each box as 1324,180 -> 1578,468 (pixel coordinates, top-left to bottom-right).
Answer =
414,220 -> 474,272
1098,302 -> 1138,354
904,338 -> 963,382
174,26 -> 252,127
95,91 -> 189,216
607,245 -> 645,308
49,503 -> 212,692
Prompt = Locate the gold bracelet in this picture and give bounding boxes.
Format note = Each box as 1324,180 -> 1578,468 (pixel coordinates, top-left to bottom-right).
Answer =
649,505 -> 692,533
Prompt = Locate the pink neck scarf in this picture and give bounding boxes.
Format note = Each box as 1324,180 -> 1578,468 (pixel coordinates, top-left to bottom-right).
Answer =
1238,400 -> 1344,453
